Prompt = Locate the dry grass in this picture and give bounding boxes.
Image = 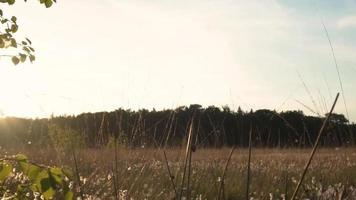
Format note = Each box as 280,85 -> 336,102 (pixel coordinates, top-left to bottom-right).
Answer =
2,146 -> 356,199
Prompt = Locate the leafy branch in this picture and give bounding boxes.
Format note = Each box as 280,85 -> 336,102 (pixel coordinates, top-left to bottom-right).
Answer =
0,0 -> 56,65
0,154 -> 73,200
0,0 -> 56,8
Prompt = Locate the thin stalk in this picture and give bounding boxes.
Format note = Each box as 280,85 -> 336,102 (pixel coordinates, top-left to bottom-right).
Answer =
112,164 -> 118,200
217,146 -> 236,200
320,18 -> 349,121
246,127 -> 252,200
186,146 -> 193,200
163,150 -> 178,197
113,137 -> 119,200
317,8 -> 354,144
290,93 -> 339,200
71,147 -> 84,200
179,120 -> 194,199
285,172 -> 289,200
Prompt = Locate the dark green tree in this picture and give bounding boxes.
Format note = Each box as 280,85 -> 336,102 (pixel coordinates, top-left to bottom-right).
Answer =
328,113 -> 349,125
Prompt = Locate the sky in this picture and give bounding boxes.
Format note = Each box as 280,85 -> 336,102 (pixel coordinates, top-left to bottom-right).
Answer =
0,0 -> 355,121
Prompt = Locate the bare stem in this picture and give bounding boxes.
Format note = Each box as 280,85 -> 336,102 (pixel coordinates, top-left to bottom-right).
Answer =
163,150 -> 178,197
179,120 -> 194,199
217,146 -> 236,200
290,93 -> 339,200
246,127 -> 252,200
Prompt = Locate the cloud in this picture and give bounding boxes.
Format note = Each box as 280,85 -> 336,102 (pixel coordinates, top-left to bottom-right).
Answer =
337,15 -> 356,29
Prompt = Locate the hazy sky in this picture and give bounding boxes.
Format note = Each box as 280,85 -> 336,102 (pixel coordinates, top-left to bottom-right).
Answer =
0,0 -> 355,121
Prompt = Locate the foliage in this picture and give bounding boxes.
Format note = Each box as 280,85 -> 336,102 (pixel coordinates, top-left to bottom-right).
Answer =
0,154 -> 73,200
0,0 -> 56,8
48,124 -> 85,154
0,0 -> 56,65
327,113 -> 349,125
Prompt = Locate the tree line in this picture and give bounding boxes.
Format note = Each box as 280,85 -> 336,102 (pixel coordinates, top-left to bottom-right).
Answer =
0,104 -> 355,148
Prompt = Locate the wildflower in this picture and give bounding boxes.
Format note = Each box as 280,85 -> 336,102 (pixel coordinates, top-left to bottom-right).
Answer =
69,181 -> 74,189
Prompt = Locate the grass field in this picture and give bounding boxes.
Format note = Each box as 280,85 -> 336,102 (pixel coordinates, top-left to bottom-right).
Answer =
2,146 -> 356,199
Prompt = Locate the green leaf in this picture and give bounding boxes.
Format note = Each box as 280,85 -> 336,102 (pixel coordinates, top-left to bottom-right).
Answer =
17,157 -> 40,178
30,170 -> 45,190
40,177 -> 51,191
21,41 -> 27,45
7,0 -> 15,5
26,37 -> 32,45
29,55 -> 35,62
0,162 -> 12,181
27,164 -> 41,181
32,170 -> 56,200
41,178 -> 56,199
44,0 -> 52,8
11,16 -> 17,23
0,9 -> 3,17
18,160 -> 29,173
64,191 -> 73,200
12,56 -> 19,65
31,169 -> 56,199
49,167 -> 62,176
19,53 -> 26,62
1,19 -> 8,24
15,154 -> 28,162
11,24 -> 18,33
23,46 -> 31,53
49,167 -> 63,184
10,38 -> 17,48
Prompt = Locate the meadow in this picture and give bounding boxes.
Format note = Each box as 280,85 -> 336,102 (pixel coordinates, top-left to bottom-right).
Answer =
1,97 -> 356,199
0,93 -> 355,199
2,146 -> 356,200
2,0 -> 356,199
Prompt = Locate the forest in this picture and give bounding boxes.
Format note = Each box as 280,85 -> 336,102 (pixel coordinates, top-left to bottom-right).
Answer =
1,104 -> 354,148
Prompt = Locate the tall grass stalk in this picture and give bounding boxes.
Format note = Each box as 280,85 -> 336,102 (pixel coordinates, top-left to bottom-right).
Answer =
71,146 -> 84,200
163,150 -> 178,197
297,71 -> 321,115
320,18 -> 348,120
112,163 -> 118,200
217,146 -> 236,200
186,143 -> 193,200
284,172 -> 289,200
113,136 -> 119,199
317,9 -> 354,144
179,119 -> 194,199
246,127 -> 252,200
290,92 -> 339,200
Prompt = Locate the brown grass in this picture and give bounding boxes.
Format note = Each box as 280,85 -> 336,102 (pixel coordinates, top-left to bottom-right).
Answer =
2,146 -> 356,199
